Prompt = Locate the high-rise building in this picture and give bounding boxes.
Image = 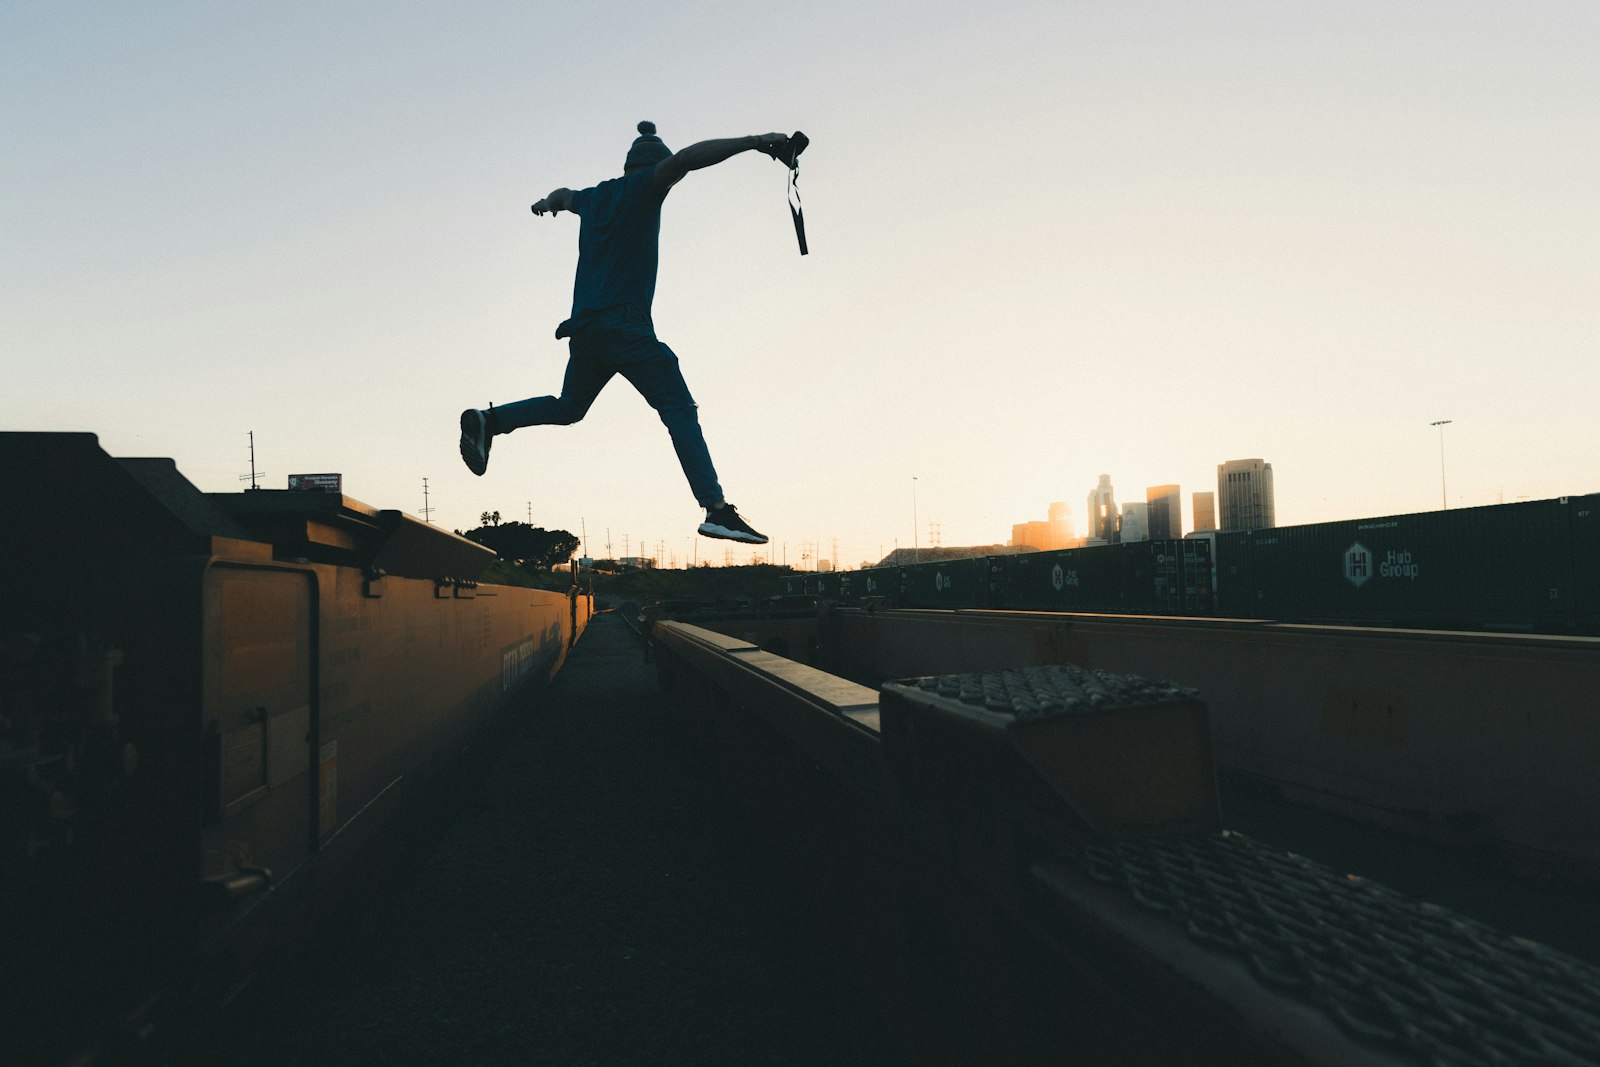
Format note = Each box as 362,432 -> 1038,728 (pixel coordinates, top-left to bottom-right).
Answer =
1146,484 -> 1180,540
1191,491 -> 1216,533
1086,475 -> 1119,543
1217,458 -> 1275,531
1119,501 -> 1149,543
1010,501 -> 1076,551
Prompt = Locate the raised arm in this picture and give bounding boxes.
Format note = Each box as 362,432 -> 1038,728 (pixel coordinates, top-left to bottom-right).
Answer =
652,133 -> 791,191
531,188 -> 577,216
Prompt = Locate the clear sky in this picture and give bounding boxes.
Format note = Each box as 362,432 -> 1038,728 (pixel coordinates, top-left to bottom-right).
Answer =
4,2 -> 1596,568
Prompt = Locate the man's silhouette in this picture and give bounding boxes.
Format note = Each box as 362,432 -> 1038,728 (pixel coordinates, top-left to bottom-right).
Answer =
460,121 -> 796,546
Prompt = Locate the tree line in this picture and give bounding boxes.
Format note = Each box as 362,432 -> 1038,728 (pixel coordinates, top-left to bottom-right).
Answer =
456,511 -> 579,572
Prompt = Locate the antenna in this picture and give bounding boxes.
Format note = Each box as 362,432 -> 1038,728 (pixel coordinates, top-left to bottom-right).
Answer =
421,478 -> 435,524
238,430 -> 266,490
527,501 -> 532,525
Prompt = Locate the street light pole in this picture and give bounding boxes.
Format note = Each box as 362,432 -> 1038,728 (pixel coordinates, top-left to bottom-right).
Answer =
1430,420 -> 1452,509
912,476 -> 920,565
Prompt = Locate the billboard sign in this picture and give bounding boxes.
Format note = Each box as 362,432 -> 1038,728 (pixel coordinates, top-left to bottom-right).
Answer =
288,473 -> 342,492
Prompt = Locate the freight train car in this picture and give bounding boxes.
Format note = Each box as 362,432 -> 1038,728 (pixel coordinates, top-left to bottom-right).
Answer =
801,495 -> 1600,634
0,433 -> 591,1065
994,539 -> 1212,615
898,556 -> 992,608
1214,494 -> 1600,631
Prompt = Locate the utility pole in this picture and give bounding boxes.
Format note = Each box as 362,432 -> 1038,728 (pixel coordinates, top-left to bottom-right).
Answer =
1430,420 -> 1453,509
526,501 -> 532,525
912,476 -> 920,564
238,430 -> 266,490
421,478 -> 435,524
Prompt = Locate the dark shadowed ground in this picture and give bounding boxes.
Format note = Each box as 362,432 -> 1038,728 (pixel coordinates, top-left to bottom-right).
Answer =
202,612 -> 903,1066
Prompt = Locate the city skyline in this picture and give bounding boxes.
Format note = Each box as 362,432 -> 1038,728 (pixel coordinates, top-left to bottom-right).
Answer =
5,3 -> 1597,572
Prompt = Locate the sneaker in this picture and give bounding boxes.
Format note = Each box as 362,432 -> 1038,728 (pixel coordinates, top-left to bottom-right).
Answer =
459,408 -> 491,476
699,504 -> 768,544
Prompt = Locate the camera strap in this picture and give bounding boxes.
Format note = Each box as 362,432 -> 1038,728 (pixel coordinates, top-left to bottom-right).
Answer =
788,165 -> 808,256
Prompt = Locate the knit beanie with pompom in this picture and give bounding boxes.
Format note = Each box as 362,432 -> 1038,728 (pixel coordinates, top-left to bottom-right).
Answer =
625,121 -> 671,170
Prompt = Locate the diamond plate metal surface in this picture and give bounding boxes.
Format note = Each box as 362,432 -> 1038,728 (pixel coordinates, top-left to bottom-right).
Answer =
1078,832 -> 1600,1066
898,664 -> 1199,721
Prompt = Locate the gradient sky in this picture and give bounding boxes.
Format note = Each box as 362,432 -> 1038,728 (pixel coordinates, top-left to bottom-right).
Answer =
4,2 -> 1596,568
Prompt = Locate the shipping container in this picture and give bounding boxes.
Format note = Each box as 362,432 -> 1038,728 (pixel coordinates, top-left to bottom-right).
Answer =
1571,493 -> 1600,633
1214,498 -> 1578,631
859,567 -> 899,603
995,544 -> 1132,613
805,571 -> 842,601
898,557 -> 992,609
1145,538 -> 1214,614
1179,537 -> 1215,612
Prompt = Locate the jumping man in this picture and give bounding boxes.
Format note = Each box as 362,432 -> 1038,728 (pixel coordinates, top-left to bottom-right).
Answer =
459,121 -> 798,545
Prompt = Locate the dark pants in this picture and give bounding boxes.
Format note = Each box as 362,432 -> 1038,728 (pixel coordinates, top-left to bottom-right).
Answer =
493,306 -> 725,509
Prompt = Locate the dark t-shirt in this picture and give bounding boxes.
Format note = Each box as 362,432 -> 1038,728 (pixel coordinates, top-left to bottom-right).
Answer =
557,167 -> 670,338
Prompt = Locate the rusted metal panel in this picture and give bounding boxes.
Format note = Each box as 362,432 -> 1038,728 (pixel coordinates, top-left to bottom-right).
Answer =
882,665 -> 1220,843
0,432 -> 592,1062
654,616 -> 1600,1064
830,607 -> 1600,879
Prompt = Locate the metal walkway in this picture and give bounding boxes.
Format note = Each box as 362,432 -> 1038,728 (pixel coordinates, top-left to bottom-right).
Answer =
205,612 -> 901,1066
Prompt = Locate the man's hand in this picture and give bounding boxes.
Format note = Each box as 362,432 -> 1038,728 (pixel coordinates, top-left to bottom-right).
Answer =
531,188 -> 575,216
755,131 -> 807,168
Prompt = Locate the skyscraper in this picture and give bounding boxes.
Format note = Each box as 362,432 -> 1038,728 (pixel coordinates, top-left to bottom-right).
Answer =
1146,484 -> 1180,540
1191,491 -> 1216,533
1086,474 -> 1119,543
1217,458 -> 1275,531
1119,501 -> 1149,543
1010,501 -> 1076,551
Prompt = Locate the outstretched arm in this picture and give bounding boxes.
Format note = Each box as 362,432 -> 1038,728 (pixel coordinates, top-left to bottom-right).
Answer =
531,188 -> 577,216
652,133 -> 790,191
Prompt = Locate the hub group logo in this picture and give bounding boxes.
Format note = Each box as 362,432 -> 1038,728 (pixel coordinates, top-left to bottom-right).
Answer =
1344,542 -> 1373,588
1345,542 -> 1421,587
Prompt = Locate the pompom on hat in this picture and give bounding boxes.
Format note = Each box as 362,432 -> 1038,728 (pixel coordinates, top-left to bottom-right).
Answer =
625,120 -> 672,170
